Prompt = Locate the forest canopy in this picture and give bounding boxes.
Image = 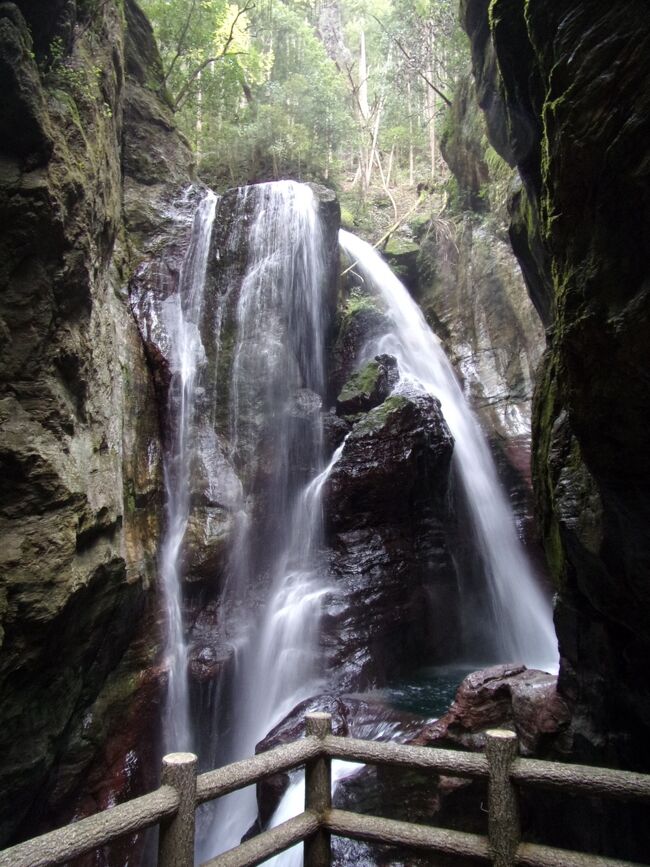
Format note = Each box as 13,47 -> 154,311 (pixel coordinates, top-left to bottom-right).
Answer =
140,0 -> 469,195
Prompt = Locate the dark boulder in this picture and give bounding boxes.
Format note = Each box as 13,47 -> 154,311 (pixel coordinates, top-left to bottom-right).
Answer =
322,392 -> 460,689
322,410 -> 351,453
326,393 -> 452,530
413,663 -> 570,755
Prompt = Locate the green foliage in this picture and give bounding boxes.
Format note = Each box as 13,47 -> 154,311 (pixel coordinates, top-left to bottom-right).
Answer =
141,0 -> 351,188
42,35 -> 106,114
141,0 -> 470,197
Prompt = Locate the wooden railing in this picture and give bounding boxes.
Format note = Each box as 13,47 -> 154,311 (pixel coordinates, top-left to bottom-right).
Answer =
2,712 -> 650,867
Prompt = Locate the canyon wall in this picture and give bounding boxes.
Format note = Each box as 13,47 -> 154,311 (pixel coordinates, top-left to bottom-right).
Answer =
462,0 -> 650,856
0,0 -> 192,845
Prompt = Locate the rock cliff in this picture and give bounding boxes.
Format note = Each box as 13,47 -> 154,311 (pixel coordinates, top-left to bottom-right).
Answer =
0,0 -> 192,846
462,0 -> 650,858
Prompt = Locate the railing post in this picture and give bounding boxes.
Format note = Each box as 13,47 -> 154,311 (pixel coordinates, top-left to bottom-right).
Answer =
486,729 -> 520,867
304,712 -> 332,867
158,752 -> 197,867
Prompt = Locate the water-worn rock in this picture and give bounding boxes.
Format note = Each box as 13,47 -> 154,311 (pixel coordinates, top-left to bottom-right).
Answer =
322,392 -> 459,688
463,0 -> 650,859
419,215 -> 543,445
413,663 -> 570,755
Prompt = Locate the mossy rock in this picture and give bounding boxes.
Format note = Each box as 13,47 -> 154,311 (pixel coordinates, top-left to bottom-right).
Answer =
349,394 -> 410,438
382,237 -> 420,294
340,205 -> 356,229
336,355 -> 399,417
383,237 -> 420,257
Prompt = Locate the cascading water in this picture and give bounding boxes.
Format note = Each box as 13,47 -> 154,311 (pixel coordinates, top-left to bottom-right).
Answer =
338,230 -> 558,673
200,182 -> 333,857
171,188 -> 556,862
159,190 -> 218,752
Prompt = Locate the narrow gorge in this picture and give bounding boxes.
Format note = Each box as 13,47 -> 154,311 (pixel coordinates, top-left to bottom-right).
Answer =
1,0 -> 649,865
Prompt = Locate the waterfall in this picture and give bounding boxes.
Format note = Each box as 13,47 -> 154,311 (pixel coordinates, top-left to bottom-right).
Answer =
339,230 -> 558,673
159,190 -> 218,752
200,182 -> 333,857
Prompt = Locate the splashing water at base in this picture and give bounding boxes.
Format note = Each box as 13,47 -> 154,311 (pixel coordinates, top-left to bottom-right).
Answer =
264,760 -> 365,867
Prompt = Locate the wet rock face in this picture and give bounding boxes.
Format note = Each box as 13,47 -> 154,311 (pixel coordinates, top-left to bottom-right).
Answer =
0,0 -> 192,846
462,0 -> 650,818
322,390 -> 460,688
439,75 -> 491,212
327,288 -> 392,404
413,663 -> 570,756
419,214 -> 544,445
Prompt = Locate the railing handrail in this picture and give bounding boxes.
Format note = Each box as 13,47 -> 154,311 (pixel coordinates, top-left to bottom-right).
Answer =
0,785 -> 180,867
197,735 -> 322,804
1,713 -> 649,867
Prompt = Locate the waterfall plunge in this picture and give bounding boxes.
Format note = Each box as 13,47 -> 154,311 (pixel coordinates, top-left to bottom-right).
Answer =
201,182 -> 333,857
339,229 -> 558,673
190,193 -> 556,860
159,191 -> 218,752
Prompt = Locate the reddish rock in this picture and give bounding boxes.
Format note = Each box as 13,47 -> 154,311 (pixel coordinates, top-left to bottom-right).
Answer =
413,663 -> 570,755
333,664 -> 571,866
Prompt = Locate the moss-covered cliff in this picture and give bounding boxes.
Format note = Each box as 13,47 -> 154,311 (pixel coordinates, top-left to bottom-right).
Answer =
0,0 -> 192,845
462,0 -> 650,856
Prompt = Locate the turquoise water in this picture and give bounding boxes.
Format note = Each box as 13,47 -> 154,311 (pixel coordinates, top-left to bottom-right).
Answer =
383,665 -> 477,718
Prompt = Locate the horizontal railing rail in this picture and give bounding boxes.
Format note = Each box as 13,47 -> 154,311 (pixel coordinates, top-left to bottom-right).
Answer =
1,711 -> 649,867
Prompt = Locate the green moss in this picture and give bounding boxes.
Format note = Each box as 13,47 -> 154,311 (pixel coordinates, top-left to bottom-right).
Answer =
350,395 -> 409,438
408,214 -> 430,240
340,205 -> 355,229
123,477 -> 137,515
384,237 -> 419,257
338,359 -> 382,405
341,288 -> 379,319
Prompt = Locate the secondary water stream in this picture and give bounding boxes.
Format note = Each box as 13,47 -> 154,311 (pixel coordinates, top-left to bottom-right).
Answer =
339,229 -> 558,672
159,190 -> 218,753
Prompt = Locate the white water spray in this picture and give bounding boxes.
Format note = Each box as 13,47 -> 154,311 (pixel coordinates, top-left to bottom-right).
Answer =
201,182 -> 334,857
339,230 -> 558,673
159,190 -> 218,752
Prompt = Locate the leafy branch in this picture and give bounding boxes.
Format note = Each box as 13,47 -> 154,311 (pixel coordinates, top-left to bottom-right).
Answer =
167,0 -> 255,112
